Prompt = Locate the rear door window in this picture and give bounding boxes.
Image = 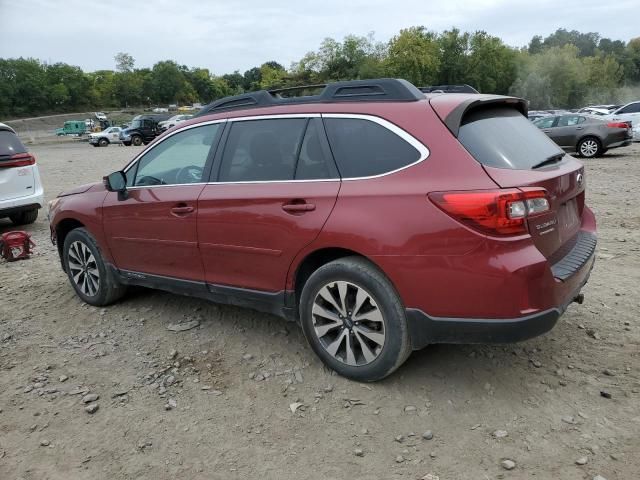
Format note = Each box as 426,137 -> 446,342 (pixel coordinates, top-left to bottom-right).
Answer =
218,118 -> 307,182
323,117 -> 421,178
0,130 -> 27,159
458,107 -> 564,170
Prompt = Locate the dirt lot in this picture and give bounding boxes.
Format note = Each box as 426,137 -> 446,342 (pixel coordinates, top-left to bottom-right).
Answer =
1,140 -> 639,480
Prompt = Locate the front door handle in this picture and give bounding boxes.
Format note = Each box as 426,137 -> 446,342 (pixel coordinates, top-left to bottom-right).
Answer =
282,202 -> 316,213
575,126 -> 583,130
171,204 -> 195,216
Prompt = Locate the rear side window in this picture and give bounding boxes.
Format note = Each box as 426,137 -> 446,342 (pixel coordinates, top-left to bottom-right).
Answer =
324,118 -> 420,178
458,107 -> 563,170
219,118 -> 307,182
619,103 -> 640,114
0,130 -> 27,159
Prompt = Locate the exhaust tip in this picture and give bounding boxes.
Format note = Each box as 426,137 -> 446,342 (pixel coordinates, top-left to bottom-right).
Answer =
573,293 -> 585,305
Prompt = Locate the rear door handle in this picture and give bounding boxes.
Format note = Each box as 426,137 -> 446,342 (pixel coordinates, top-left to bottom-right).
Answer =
171,204 -> 195,216
575,127 -> 583,130
282,202 -> 316,213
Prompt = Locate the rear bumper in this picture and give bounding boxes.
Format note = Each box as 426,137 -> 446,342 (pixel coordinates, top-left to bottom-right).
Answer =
0,202 -> 42,218
406,232 -> 596,349
605,138 -> 632,149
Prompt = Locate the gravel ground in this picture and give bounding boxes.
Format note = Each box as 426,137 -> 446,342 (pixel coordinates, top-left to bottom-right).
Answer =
1,141 -> 639,480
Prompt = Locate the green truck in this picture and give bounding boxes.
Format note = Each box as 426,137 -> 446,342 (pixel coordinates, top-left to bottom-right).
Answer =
55,120 -> 87,136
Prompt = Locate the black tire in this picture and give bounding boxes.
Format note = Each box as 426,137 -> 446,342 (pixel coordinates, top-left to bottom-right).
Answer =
62,228 -> 126,306
98,138 -> 109,147
131,135 -> 143,146
9,208 -> 38,225
299,256 -> 411,382
577,137 -> 602,158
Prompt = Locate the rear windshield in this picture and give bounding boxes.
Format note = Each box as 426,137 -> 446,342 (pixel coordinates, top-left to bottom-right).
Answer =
0,130 -> 27,159
458,107 -> 563,169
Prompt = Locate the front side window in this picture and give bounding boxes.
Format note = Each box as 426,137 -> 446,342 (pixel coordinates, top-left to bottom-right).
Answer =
218,118 -> 307,182
323,117 -> 421,178
533,117 -> 556,129
129,124 -> 221,187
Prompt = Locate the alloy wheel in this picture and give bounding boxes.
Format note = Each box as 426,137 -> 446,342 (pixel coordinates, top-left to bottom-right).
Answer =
311,281 -> 386,366
580,139 -> 598,157
67,241 -> 100,297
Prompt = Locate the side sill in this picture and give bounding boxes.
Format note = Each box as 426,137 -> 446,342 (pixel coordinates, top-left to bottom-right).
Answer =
111,267 -> 297,321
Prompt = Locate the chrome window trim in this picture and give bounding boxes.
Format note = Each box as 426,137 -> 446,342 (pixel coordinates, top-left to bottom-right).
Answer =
121,113 -> 430,188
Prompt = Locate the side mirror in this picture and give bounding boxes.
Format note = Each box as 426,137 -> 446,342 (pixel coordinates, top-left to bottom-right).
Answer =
104,171 -> 127,192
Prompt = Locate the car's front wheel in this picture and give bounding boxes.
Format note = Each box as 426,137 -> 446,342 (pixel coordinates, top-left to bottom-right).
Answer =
299,257 -> 411,382
131,135 -> 143,146
63,228 -> 126,306
98,138 -> 109,147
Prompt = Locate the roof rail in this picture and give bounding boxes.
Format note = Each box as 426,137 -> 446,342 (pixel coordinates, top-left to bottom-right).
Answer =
419,84 -> 479,94
195,78 -> 425,116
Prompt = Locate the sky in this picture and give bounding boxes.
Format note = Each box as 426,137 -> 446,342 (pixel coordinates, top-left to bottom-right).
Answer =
0,0 -> 637,74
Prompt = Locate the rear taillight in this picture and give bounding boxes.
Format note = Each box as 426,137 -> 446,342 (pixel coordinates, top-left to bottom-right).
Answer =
0,152 -> 36,168
429,188 -> 550,236
607,121 -> 630,129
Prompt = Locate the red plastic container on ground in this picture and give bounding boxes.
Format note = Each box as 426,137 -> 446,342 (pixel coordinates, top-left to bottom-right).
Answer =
0,231 -> 35,262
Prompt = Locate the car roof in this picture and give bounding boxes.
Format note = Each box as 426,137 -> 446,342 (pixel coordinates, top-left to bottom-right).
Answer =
0,122 -> 16,134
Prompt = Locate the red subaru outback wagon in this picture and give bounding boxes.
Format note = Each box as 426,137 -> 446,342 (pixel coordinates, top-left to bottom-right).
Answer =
49,79 -> 596,381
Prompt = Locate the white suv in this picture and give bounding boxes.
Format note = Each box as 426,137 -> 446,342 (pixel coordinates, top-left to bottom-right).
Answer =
0,123 -> 44,225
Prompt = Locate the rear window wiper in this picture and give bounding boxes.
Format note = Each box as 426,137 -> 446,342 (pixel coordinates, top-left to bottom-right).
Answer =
531,153 -> 565,169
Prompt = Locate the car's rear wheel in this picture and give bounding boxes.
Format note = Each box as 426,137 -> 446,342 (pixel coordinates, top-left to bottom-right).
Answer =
131,135 -> 143,146
98,138 -> 109,147
577,137 -> 602,158
299,256 -> 411,382
63,228 -> 126,306
9,209 -> 38,225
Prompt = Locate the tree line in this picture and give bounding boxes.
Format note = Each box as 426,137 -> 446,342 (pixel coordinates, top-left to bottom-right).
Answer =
1,27 -> 639,118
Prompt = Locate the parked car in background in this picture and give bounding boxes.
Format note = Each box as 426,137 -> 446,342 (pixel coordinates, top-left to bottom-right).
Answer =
158,114 -> 193,132
152,107 -> 169,113
528,110 -> 551,121
120,114 -> 170,146
577,105 -> 620,116
49,79 -> 597,381
55,121 -> 87,136
88,127 -> 123,147
0,123 -> 43,225
533,114 -> 632,157
94,112 -> 107,121
605,101 -> 640,125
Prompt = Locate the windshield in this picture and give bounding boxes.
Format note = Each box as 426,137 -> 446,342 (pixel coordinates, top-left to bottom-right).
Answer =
130,119 -> 143,128
458,106 -> 563,170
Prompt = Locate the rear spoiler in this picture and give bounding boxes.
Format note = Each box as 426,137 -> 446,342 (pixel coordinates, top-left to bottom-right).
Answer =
437,95 -> 528,137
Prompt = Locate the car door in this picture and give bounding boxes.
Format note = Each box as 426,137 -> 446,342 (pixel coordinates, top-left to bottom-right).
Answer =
102,122 -> 224,280
534,116 -> 559,143
110,128 -> 121,142
197,116 -> 340,292
553,115 -> 584,148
